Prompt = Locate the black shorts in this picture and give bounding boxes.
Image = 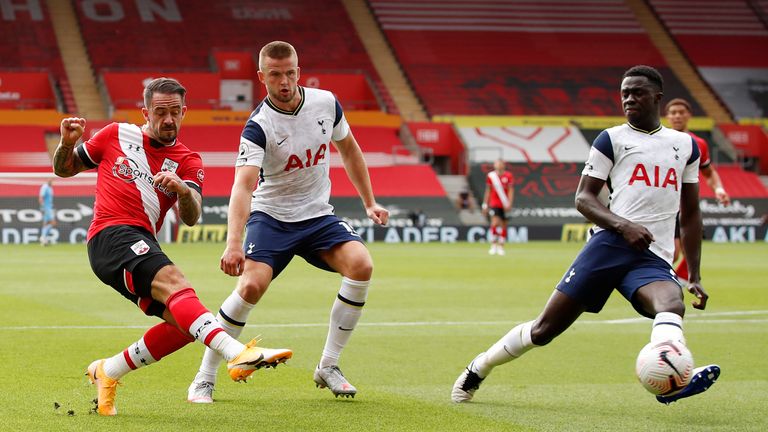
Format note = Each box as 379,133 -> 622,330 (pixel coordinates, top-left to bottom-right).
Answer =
87,225 -> 172,318
488,207 -> 507,221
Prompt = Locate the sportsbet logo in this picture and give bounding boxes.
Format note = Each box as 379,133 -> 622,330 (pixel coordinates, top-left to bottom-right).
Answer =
112,156 -> 174,197
113,156 -> 152,184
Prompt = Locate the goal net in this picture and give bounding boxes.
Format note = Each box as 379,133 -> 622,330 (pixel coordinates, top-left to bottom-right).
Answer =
0,172 -> 97,245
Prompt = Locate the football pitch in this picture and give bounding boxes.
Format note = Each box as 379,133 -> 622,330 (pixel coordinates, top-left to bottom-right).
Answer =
1,241 -> 766,431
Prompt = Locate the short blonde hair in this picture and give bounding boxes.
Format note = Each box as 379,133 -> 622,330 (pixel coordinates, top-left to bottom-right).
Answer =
258,41 -> 297,71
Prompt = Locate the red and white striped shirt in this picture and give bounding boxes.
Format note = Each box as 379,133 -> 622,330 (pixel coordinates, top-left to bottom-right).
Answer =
76,122 -> 204,240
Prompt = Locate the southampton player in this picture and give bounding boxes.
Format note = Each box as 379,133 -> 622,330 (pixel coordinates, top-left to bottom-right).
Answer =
53,78 -> 291,416
482,158 -> 514,255
187,41 -> 389,402
452,66 -> 720,405
665,98 -> 730,282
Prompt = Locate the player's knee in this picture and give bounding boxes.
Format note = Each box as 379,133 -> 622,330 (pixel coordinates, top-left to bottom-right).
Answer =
354,258 -> 373,280
529,320 -> 556,346
237,277 -> 269,303
657,298 -> 685,317
636,283 -> 685,316
153,265 -> 192,298
341,252 -> 373,281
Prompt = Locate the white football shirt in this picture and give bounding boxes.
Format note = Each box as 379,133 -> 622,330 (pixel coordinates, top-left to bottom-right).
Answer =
236,86 -> 350,222
583,123 -> 700,264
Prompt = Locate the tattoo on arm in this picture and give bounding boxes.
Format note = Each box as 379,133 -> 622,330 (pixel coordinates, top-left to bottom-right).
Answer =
53,144 -> 85,177
177,189 -> 202,226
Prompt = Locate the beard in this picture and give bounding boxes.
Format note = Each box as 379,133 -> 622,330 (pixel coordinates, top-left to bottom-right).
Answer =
271,87 -> 296,103
156,127 -> 177,144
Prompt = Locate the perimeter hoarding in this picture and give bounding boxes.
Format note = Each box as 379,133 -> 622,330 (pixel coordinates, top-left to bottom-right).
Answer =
3,197 -> 765,245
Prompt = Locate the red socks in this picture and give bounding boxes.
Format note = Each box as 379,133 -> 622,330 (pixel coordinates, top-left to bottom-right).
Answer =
166,288 -> 224,345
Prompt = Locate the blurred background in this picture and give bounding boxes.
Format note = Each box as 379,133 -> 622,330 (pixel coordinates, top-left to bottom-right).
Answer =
1,0 -> 766,245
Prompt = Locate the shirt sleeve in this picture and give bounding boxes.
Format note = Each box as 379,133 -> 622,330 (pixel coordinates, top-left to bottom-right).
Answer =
695,136 -> 711,169
180,153 -> 205,195
582,130 -> 614,180
237,119 -> 267,168
332,97 -> 350,142
76,123 -> 116,169
682,136 -> 700,183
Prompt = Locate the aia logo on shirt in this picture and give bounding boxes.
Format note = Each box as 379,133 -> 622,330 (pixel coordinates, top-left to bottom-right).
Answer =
629,164 -> 678,190
283,143 -> 327,171
112,156 -> 153,185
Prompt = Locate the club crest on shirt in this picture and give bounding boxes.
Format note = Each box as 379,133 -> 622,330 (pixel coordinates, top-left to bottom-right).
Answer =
130,240 -> 150,256
161,158 -> 179,173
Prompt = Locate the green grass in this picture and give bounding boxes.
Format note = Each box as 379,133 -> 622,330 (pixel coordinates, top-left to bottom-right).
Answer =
1,241 -> 766,431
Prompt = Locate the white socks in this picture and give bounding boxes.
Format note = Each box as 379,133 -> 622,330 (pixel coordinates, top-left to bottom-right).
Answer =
651,312 -> 686,345
186,312 -> 243,362
471,320 -> 536,378
103,337 -> 157,380
319,277 -> 369,369
195,290 -> 255,384
465,313 -> 686,380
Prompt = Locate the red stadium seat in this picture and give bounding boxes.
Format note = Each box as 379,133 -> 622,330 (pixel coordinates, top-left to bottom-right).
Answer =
370,1 -> 701,116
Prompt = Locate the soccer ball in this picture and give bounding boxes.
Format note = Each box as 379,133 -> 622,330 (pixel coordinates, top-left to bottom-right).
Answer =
635,340 -> 694,396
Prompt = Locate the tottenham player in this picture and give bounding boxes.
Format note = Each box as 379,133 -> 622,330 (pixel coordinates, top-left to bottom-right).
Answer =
665,98 -> 730,282
482,158 -> 514,255
452,66 -> 720,405
53,78 -> 291,416
187,41 -> 389,402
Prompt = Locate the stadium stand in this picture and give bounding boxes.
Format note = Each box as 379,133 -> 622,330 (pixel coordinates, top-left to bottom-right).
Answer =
101,71 -> 222,110
1,0 -> 766,244
459,123 -> 768,229
0,72 -> 58,110
457,126 -> 591,164
174,125 -> 459,225
647,0 -> 768,119
0,126 -> 55,173
370,0 -> 701,116
72,0 -> 395,113
0,121 -> 459,226
0,1 -> 65,110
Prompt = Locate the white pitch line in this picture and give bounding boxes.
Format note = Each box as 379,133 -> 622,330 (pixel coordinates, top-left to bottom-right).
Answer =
1,310 -> 766,331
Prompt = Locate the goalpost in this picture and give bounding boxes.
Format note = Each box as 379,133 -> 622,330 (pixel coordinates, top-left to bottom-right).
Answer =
0,172 -> 97,245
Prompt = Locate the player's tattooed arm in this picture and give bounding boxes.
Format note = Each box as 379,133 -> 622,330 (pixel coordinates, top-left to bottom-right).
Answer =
53,118 -> 87,177
151,170 -> 201,225
176,187 -> 202,226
